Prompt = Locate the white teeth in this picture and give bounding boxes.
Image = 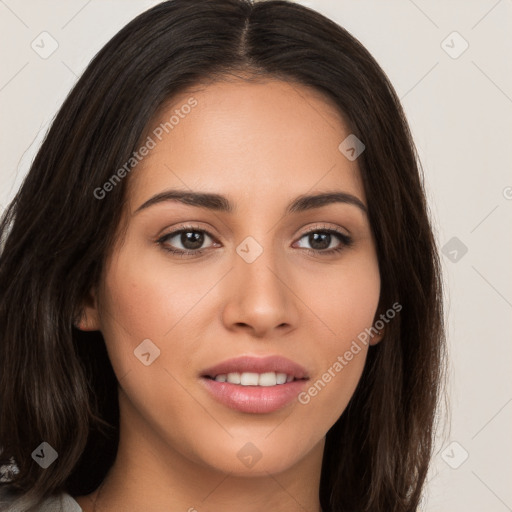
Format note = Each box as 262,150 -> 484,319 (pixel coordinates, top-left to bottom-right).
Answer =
240,372 -> 259,385
258,372 -> 277,386
276,373 -> 287,385
227,372 -> 241,384
213,372 -> 296,386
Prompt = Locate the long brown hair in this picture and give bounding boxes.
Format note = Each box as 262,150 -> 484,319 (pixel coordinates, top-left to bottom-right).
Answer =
0,1 -> 446,510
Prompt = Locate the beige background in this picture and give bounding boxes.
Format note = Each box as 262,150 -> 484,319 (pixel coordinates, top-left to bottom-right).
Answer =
1,0 -> 511,510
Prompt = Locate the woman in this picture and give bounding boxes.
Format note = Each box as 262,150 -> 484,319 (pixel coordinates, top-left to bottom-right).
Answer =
0,0 -> 445,510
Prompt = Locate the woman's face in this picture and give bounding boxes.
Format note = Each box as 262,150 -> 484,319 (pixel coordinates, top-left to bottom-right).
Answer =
85,78 -> 382,476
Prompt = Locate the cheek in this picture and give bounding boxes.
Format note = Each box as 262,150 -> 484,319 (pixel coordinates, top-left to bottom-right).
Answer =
299,249 -> 381,343
99,247 -> 223,360
294,253 -> 380,424
97,250 -> 222,442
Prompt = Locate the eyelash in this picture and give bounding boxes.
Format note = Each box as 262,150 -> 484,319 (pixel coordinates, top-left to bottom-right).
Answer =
156,224 -> 353,258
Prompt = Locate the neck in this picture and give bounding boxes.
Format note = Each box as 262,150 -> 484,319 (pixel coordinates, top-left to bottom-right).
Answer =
78,390 -> 324,512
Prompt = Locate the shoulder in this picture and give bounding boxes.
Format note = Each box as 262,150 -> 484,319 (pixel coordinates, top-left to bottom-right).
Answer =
0,486 -> 82,512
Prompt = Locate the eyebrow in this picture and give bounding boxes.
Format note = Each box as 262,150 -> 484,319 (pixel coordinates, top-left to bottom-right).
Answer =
134,190 -> 368,216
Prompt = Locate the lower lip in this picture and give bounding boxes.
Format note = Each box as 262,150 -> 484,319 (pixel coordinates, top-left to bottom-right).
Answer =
200,377 -> 308,414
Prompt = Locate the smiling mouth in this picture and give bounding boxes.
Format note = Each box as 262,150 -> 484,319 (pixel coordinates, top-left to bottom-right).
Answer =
199,355 -> 310,413
203,371 -> 307,386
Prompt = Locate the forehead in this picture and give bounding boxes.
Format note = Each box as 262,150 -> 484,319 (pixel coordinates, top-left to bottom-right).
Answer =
127,79 -> 366,212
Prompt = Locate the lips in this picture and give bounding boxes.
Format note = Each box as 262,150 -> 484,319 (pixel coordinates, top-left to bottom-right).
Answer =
200,355 -> 310,414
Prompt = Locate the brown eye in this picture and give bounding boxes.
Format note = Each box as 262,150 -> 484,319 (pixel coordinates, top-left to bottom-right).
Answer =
177,231 -> 205,250
295,229 -> 352,255
158,227 -> 217,255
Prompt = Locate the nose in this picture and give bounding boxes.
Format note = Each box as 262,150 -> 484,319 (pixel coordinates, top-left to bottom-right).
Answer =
221,245 -> 300,338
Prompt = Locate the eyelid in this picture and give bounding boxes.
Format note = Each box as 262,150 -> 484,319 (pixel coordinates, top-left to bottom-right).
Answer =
156,221 -> 218,239
296,222 -> 350,238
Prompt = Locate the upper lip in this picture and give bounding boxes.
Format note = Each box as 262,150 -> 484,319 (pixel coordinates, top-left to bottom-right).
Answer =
201,355 -> 309,379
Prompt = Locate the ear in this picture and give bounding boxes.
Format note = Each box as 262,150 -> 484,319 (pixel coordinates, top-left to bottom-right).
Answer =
368,326 -> 385,346
368,309 -> 386,346
74,287 -> 101,331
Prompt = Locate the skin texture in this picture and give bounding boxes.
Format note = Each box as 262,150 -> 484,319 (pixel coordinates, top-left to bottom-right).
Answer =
76,79 -> 383,512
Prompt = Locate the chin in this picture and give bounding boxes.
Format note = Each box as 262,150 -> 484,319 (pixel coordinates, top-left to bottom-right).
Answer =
191,435 -> 315,477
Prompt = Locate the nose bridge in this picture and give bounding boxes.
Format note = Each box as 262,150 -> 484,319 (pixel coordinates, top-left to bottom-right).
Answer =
237,241 -> 282,298
222,235 -> 298,335
236,237 -> 286,306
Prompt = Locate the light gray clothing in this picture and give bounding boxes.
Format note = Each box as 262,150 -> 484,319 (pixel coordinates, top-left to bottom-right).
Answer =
0,488 -> 82,512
